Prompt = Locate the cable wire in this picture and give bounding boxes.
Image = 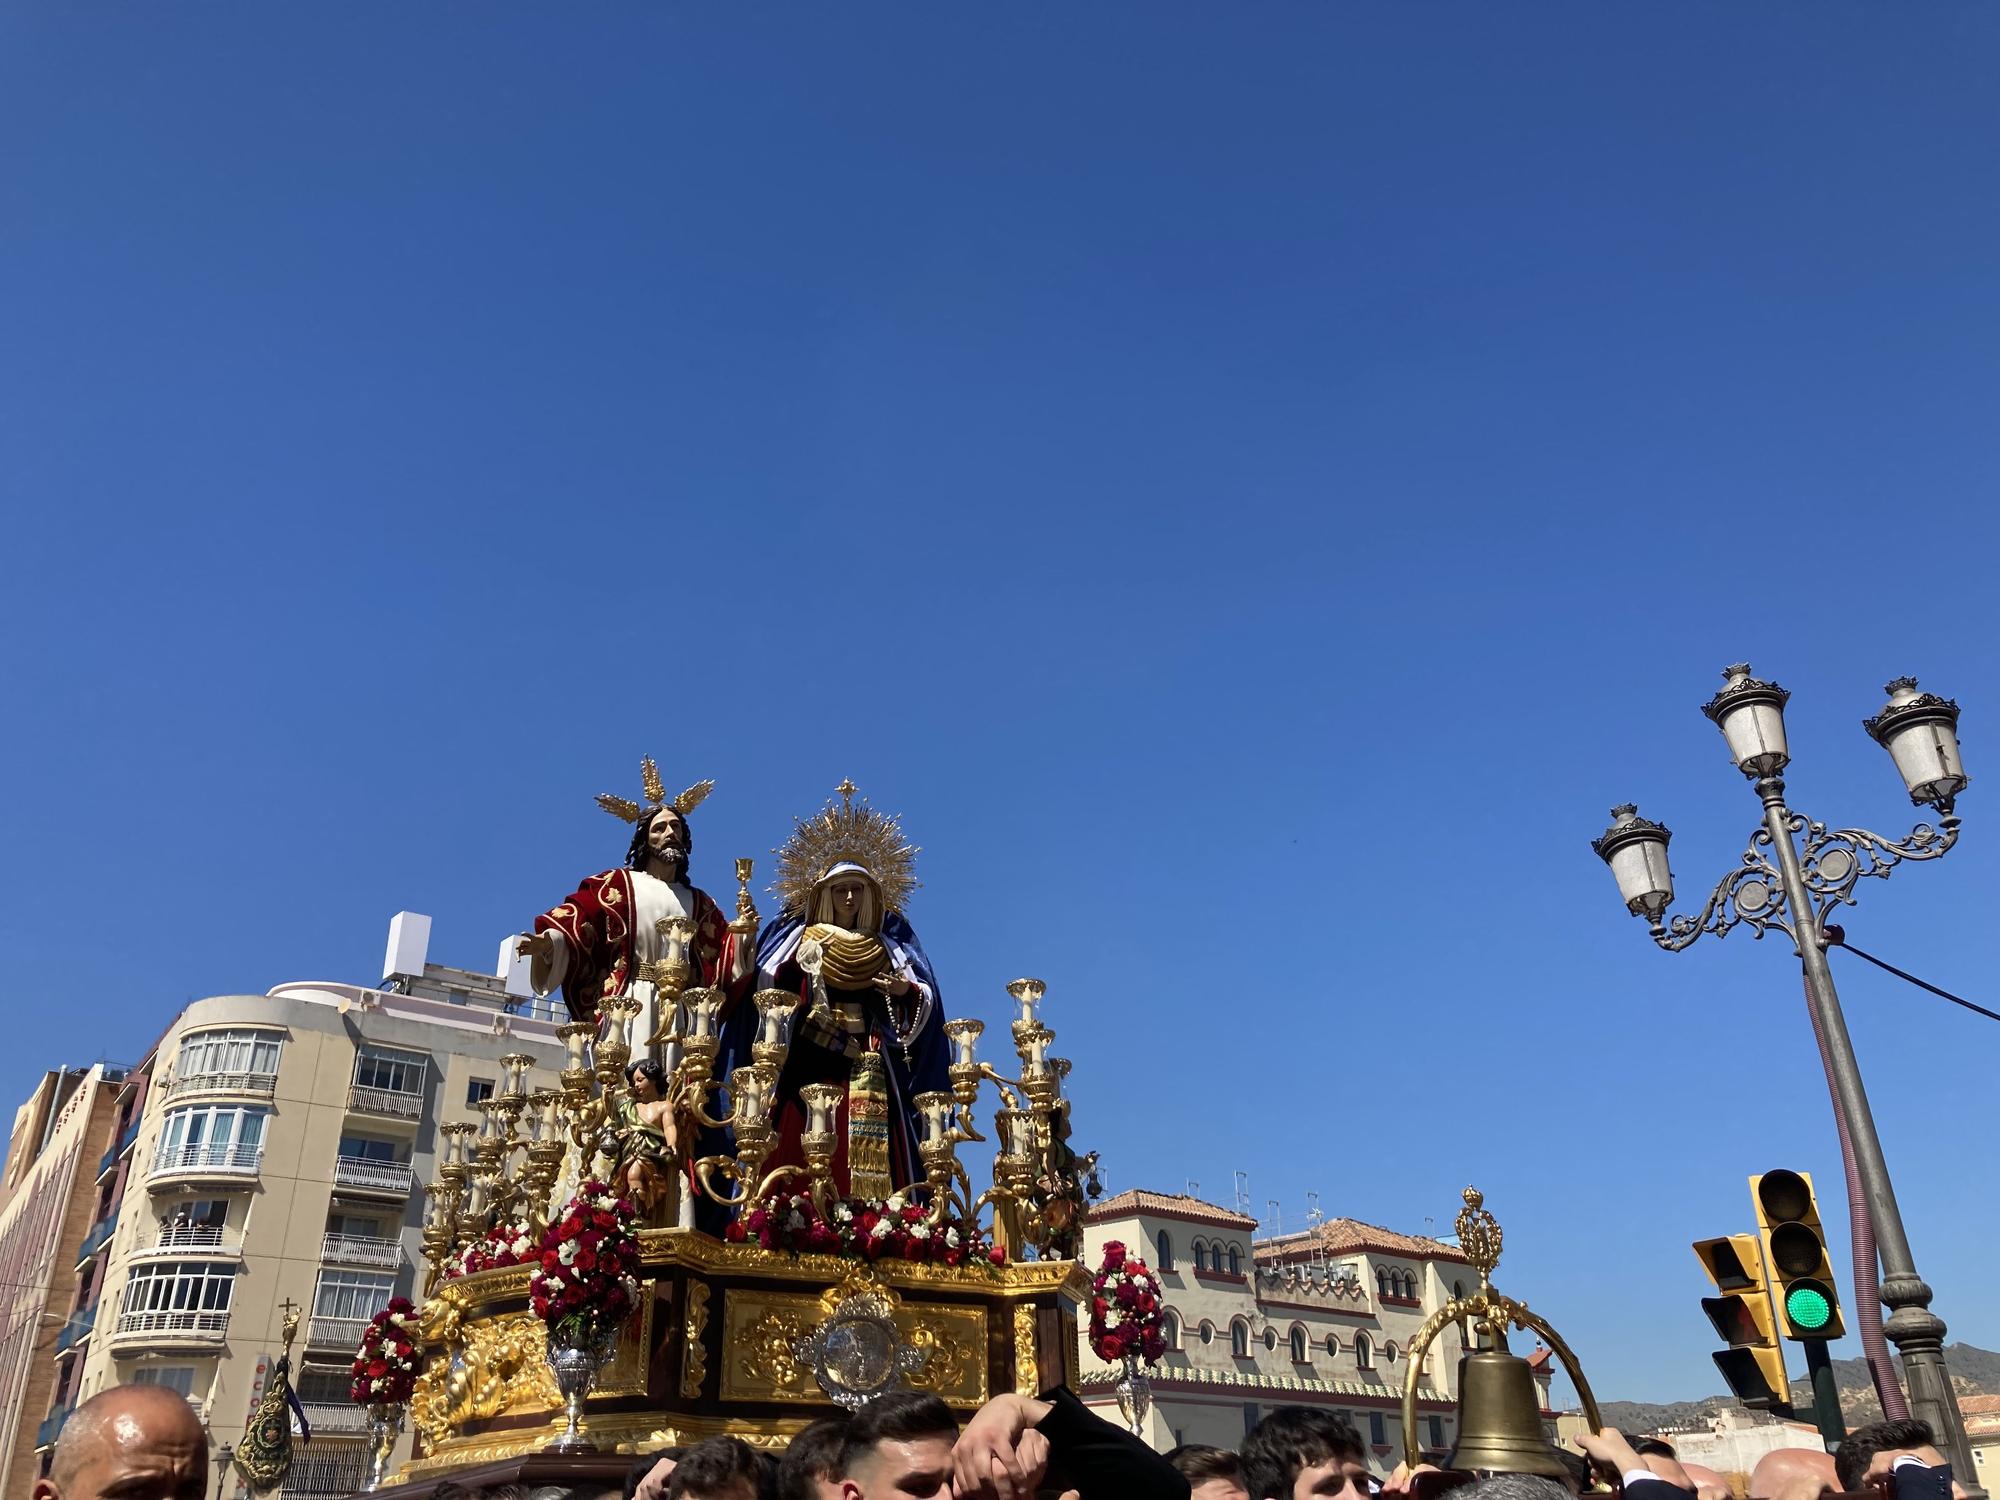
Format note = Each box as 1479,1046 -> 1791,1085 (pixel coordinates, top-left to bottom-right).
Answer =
1828,934 -> 2000,1024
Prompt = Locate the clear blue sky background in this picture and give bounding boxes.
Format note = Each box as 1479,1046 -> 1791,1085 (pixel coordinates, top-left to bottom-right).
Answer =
3,4 -> 1995,1405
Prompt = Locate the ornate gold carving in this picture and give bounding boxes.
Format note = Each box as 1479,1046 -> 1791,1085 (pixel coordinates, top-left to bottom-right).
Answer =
413,1311 -> 563,1445
629,1226 -> 1087,1295
773,781 -> 920,915
1013,1304 -> 1038,1396
682,1282 -> 711,1399
598,760 -> 714,824
903,1317 -> 975,1398
736,1309 -> 812,1395
721,1283 -> 989,1409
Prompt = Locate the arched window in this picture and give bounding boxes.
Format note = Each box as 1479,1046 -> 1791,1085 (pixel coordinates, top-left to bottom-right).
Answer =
1191,1240 -> 1207,1273
1355,1333 -> 1374,1369
1225,1245 -> 1241,1276
1289,1326 -> 1308,1363
1376,1268 -> 1390,1296
1404,1272 -> 1418,1298
1198,1320 -> 1215,1346
1155,1230 -> 1175,1273
1325,1333 -> 1340,1358
1230,1319 -> 1250,1359
1454,1280 -> 1466,1302
1262,1327 -> 1277,1352
1163,1310 -> 1181,1351
1384,1340 -> 1398,1363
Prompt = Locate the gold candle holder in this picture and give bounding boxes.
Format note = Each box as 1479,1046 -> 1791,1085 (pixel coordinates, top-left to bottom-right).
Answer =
596,996 -> 641,1080
752,989 -> 799,1072
1006,977 -> 1046,1051
944,1018 -> 985,1105
555,1021 -> 596,1100
499,1052 -> 534,1096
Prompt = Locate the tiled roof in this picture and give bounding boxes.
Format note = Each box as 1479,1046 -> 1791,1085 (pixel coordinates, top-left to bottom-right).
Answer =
1959,1394 -> 2000,1417
1260,1218 -> 1470,1264
1086,1189 -> 1258,1230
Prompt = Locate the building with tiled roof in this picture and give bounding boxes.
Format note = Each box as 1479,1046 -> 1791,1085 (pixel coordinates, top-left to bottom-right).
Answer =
1962,1394 -> 2000,1487
1078,1189 -> 1546,1461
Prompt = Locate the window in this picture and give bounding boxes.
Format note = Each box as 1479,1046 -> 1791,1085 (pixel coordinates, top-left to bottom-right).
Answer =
466,1078 -> 495,1108
132,1367 -> 197,1397
1376,1268 -> 1390,1296
1454,1280 -> 1466,1302
176,1029 -> 282,1083
1262,1327 -> 1277,1352
295,1364 -> 353,1406
1355,1334 -> 1373,1369
1163,1311 -> 1180,1351
124,1263 -> 236,1315
326,1214 -> 383,1240
353,1048 -> 426,1096
1428,1415 -> 1445,1449
1384,1341 -> 1398,1363
1199,1320 -> 1215,1346
1155,1230 -> 1175,1273
1230,1320 -> 1249,1359
155,1106 -> 266,1168
286,1449 -> 366,1499
1325,1333 -> 1340,1358
1225,1245 -> 1241,1276
162,1200 -> 227,1230
336,1135 -> 401,1164
1369,1411 -> 1386,1446
1289,1327 -> 1308,1363
1191,1240 -> 1207,1273
312,1270 -> 396,1321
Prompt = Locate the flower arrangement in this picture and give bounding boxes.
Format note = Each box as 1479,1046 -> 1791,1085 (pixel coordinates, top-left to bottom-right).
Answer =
1089,1240 -> 1166,1364
447,1218 -> 535,1279
724,1190 -> 1004,1269
529,1180 -> 644,1344
349,1298 -> 423,1406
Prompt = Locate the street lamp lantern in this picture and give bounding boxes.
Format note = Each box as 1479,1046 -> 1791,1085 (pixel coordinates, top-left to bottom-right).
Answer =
1864,677 -> 1968,814
1702,663 -> 1792,778
1591,805 -> 1674,921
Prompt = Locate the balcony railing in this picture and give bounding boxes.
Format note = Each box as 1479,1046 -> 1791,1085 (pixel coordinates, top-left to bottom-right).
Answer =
36,1405 -> 72,1450
75,1212 -> 119,1267
345,1085 -> 423,1120
110,1309 -> 230,1346
321,1233 -> 403,1269
148,1143 -> 262,1183
53,1308 -> 96,1354
331,1157 -> 413,1195
306,1316 -> 371,1351
299,1402 -> 370,1434
165,1070 -> 278,1100
97,1118 -> 142,1180
131,1225 -> 240,1258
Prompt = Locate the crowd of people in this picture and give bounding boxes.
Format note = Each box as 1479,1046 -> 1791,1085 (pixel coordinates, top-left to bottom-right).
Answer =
27,1376 -> 1970,1500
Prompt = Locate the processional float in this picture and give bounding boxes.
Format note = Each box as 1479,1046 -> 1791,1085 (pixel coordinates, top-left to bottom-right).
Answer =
393,774 -> 1098,1481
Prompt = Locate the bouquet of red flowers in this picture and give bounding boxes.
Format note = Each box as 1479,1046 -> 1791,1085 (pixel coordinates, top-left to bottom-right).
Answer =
448,1218 -> 535,1279
723,1190 -> 1004,1269
1089,1240 -> 1166,1364
529,1180 -> 644,1344
349,1297 -> 423,1406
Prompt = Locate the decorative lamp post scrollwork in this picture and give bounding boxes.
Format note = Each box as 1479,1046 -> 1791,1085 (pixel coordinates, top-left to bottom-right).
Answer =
1594,665 -> 1977,1490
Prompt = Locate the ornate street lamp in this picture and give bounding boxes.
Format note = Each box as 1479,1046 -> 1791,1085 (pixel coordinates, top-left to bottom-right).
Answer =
1594,665 -> 1979,1493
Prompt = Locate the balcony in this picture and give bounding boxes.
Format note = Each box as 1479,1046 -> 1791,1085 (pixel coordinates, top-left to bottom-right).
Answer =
36,1405 -> 72,1451
300,1402 -> 370,1435
53,1308 -> 96,1354
130,1225 -> 241,1261
96,1119 -> 140,1181
147,1143 -> 262,1187
75,1212 -> 120,1268
109,1309 -> 230,1349
306,1315 -> 371,1352
331,1157 -> 413,1197
165,1070 -> 278,1101
321,1233 -> 403,1269
345,1084 -> 423,1122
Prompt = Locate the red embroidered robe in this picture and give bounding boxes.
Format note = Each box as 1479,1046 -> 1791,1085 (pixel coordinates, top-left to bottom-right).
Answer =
533,868 -> 740,1023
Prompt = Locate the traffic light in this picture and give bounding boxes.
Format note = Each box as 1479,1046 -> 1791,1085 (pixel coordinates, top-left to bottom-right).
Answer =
1752,1169 -> 1846,1341
1693,1233 -> 1790,1410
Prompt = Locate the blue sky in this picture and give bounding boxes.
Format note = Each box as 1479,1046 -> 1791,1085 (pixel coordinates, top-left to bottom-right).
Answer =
3,4 -> 1996,1403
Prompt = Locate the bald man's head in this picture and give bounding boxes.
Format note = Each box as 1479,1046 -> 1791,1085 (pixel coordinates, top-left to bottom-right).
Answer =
35,1384 -> 208,1500
1748,1446 -> 1837,1500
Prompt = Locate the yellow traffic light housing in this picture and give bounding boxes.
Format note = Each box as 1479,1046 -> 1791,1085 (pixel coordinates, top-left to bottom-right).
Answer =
1752,1170 -> 1847,1341
1693,1233 -> 1791,1410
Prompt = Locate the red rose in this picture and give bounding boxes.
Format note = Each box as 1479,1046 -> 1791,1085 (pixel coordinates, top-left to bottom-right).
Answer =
988,1246 -> 1007,1266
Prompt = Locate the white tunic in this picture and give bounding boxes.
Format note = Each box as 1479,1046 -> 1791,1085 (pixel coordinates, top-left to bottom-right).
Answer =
536,870 -> 696,1052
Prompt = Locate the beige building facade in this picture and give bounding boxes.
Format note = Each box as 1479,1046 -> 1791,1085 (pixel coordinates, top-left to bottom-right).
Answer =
33,914 -> 563,1499
1079,1190 -> 1540,1464
0,1065 -> 128,1500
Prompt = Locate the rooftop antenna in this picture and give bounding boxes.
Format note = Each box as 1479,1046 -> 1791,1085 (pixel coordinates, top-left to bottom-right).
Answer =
1234,1170 -> 1251,1220
1268,1198 -> 1282,1237
1306,1191 -> 1323,1227
1186,1178 -> 1200,1199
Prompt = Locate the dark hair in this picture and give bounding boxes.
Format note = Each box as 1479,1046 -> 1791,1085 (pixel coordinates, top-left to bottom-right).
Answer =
1554,1447 -> 1593,1492
838,1391 -> 957,1473
624,1449 -> 686,1500
626,807 -> 691,876
1626,1434 -> 1677,1460
626,1059 -> 669,1092
1836,1418 -> 1936,1491
779,1416 -> 852,1499
1242,1407 -> 1365,1500
1168,1444 -> 1245,1484
669,1436 -> 763,1500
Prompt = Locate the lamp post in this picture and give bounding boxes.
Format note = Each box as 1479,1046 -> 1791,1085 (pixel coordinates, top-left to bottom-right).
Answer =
212,1441 -> 234,1500
1594,666 -> 1977,1485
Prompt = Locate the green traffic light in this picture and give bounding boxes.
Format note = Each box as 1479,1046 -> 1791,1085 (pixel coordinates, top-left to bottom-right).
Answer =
1786,1284 -> 1833,1331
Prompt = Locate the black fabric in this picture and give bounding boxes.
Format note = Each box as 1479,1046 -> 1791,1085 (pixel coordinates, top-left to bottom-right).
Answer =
1034,1384 -> 1190,1500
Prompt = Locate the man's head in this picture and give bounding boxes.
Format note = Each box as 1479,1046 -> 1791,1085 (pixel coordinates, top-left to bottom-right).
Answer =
1241,1407 -> 1369,1500
1749,1446 -> 1838,1500
627,808 -> 692,881
667,1436 -> 763,1500
1836,1419 -> 1957,1494
779,1417 -> 851,1500
1169,1444 -> 1250,1500
837,1392 -> 957,1500
1459,1476 -> 1572,1500
33,1384 -> 207,1500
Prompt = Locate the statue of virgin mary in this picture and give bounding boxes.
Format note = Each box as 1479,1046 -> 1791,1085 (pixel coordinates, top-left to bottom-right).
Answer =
714,783 -> 949,1206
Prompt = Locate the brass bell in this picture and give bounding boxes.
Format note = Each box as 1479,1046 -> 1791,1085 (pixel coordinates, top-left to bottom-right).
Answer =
1444,1346 -> 1569,1478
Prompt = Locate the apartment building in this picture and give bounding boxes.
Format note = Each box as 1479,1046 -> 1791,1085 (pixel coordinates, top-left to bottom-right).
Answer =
0,1065 -> 128,1499
38,913 -> 562,1499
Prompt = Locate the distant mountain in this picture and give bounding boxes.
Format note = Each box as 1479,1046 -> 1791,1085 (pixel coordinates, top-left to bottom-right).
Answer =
1600,1343 -> 1999,1434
